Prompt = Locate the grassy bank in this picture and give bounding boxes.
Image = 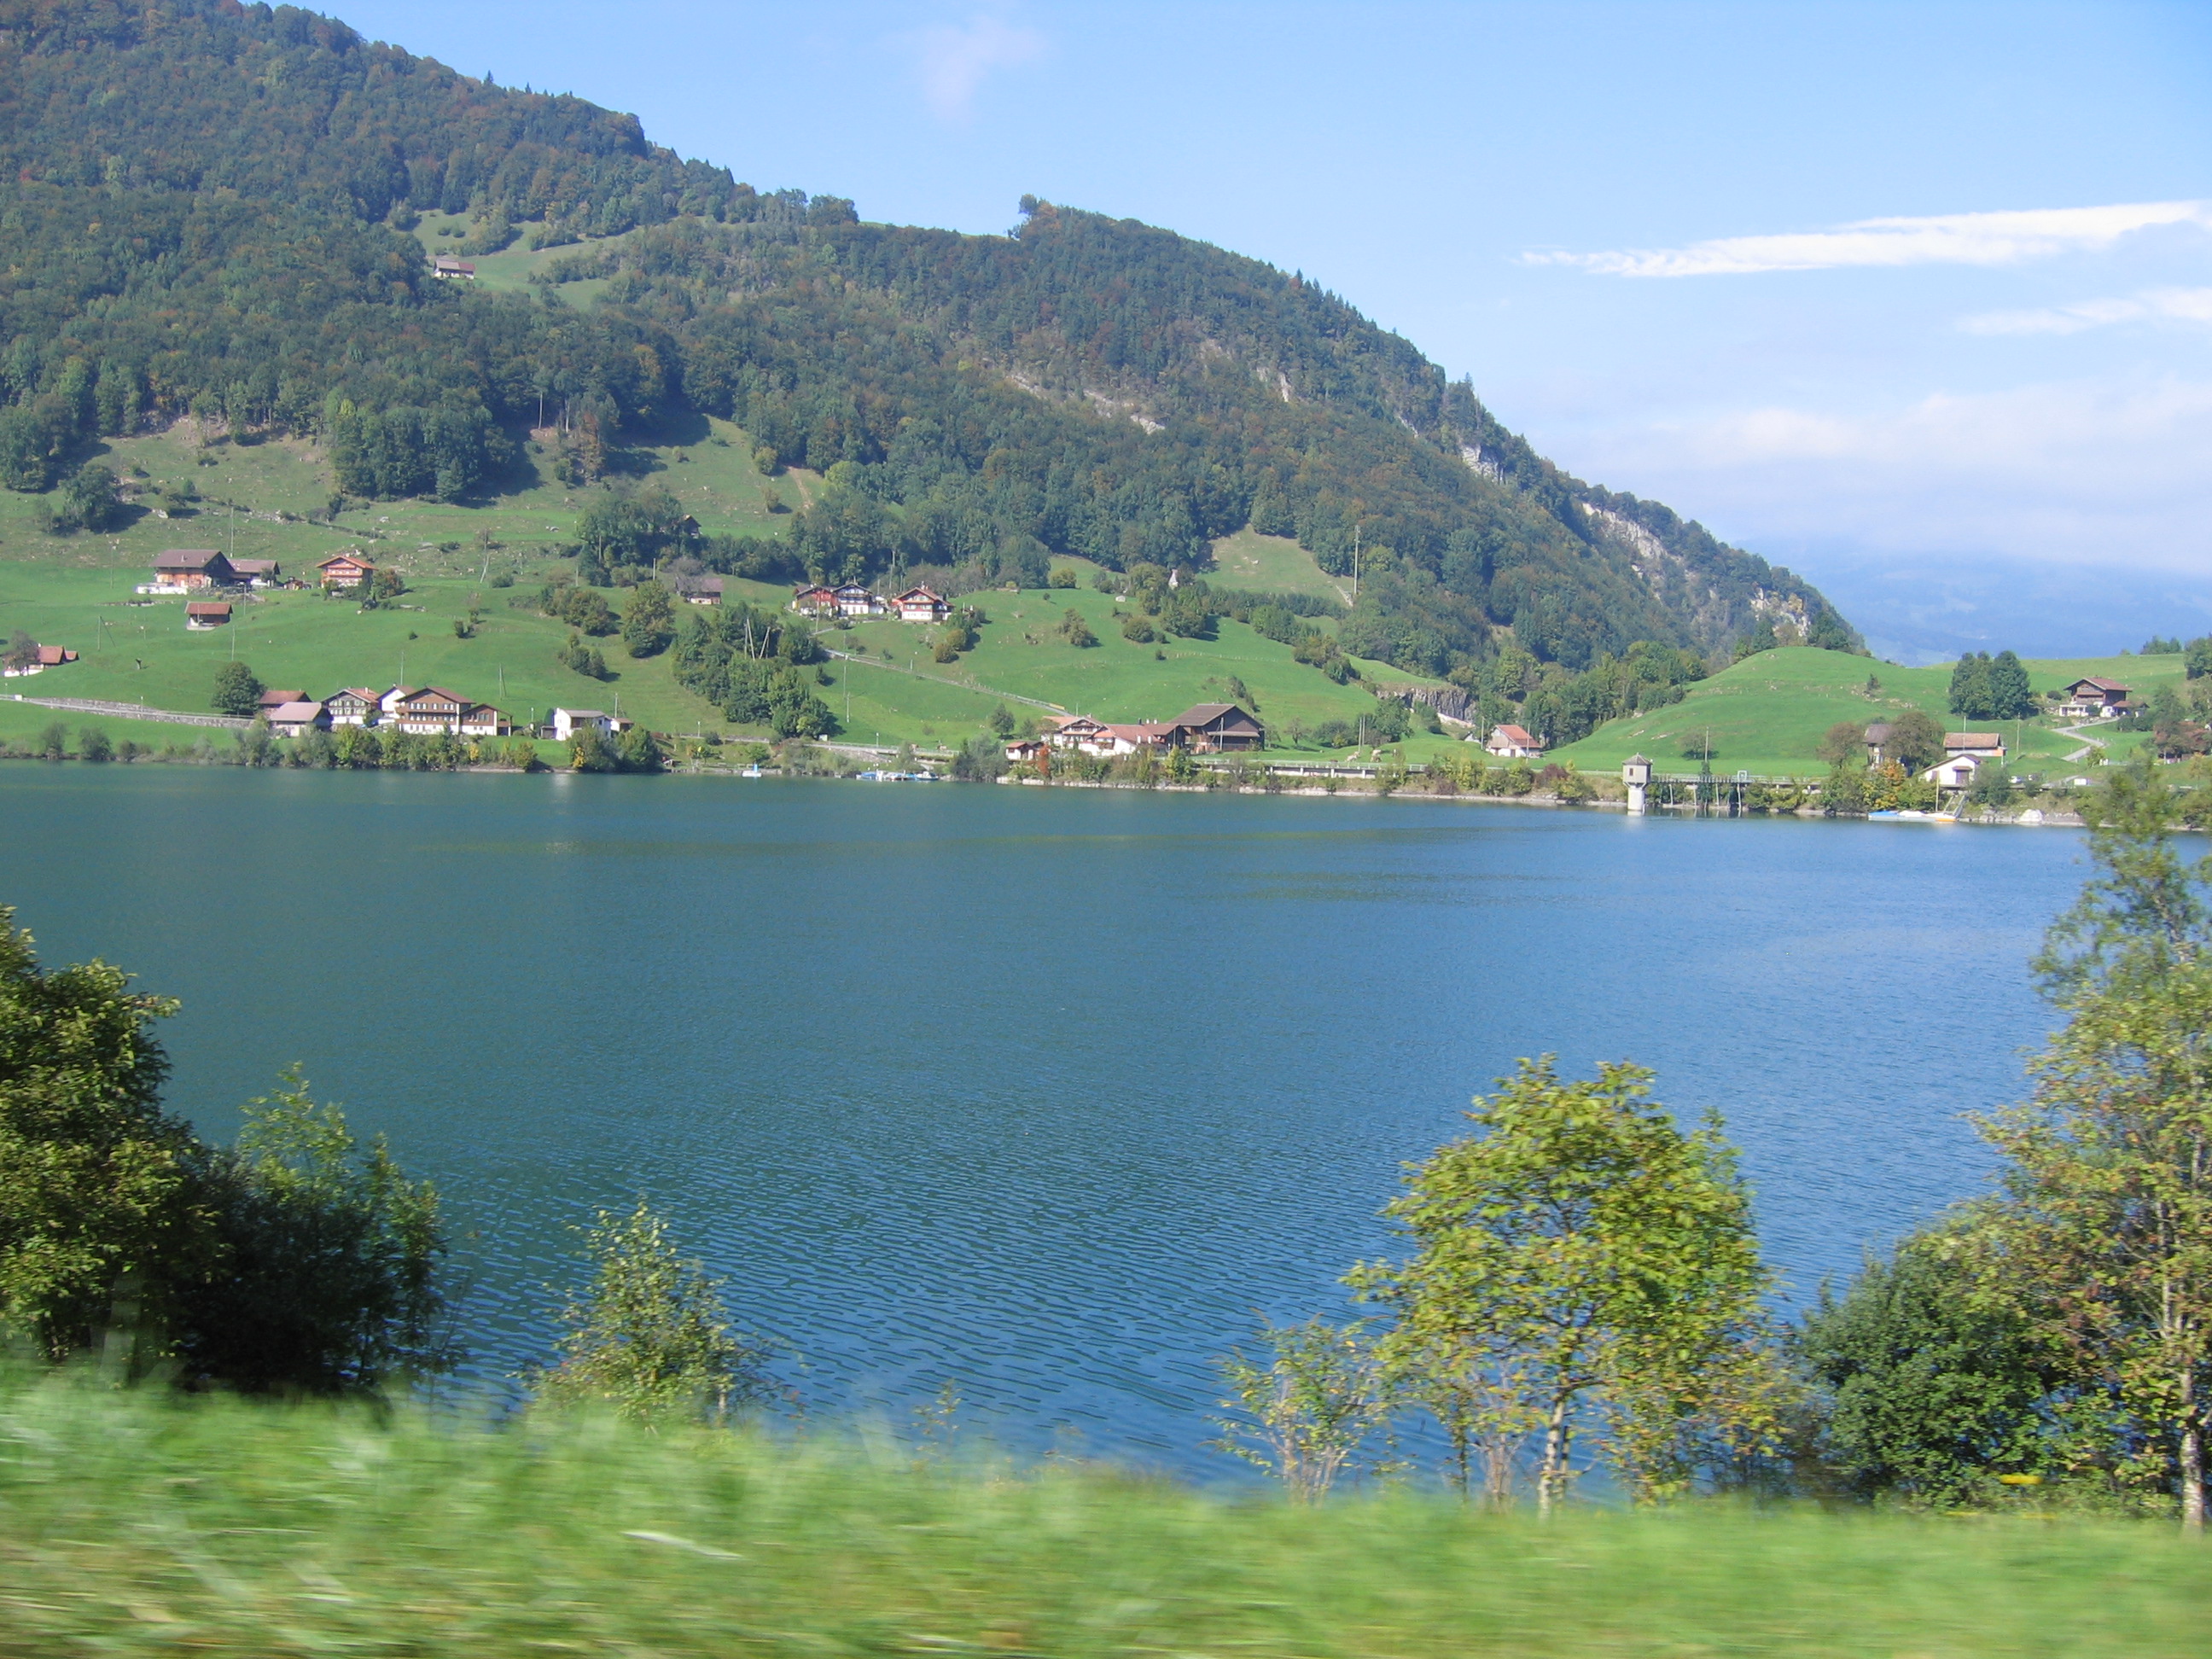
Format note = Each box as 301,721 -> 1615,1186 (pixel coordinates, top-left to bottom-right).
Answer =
0,1377 -> 2197,1656
1551,646 -> 2169,778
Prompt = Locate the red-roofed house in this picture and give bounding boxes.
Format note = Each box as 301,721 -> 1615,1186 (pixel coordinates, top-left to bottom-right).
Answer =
317,552 -> 374,590
268,701 -> 330,737
184,601 -> 232,629
894,585 -> 950,623
1484,723 -> 1545,760
2059,677 -> 2132,719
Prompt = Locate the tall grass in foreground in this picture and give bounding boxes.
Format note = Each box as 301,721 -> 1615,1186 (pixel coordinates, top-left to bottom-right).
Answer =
0,1377 -> 2201,1656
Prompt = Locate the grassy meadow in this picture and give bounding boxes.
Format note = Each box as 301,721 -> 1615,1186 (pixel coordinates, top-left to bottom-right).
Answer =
0,1376 -> 2199,1658
0,422 -> 1445,758
1551,646 -> 2170,778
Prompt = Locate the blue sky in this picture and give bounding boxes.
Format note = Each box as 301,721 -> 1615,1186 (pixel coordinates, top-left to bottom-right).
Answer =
335,1 -> 2211,659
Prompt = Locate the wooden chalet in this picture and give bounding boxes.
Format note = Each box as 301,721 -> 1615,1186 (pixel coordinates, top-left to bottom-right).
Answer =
34,645 -> 76,667
1045,714 -> 1110,751
894,585 -> 950,623
258,687 -> 306,712
432,256 -> 477,280
153,550 -> 234,591
2058,677 -> 2132,719
184,601 -> 232,629
386,687 -> 471,734
674,574 -> 725,605
323,687 -> 387,727
792,584 -> 840,617
230,558 -> 282,585
833,583 -> 887,617
1169,702 -> 1266,752
317,552 -> 375,590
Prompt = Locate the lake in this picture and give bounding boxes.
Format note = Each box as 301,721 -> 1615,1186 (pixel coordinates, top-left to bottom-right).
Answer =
0,766 -> 2091,1468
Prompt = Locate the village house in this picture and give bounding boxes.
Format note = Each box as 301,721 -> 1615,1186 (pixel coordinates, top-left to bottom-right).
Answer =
456,703 -> 511,737
791,584 -> 840,617
1004,737 -> 1050,766
2058,677 -> 2132,720
149,550 -> 235,591
547,707 -> 632,742
432,256 -> 476,280
894,585 -> 950,623
833,583 -> 887,617
1484,723 -> 1545,760
268,701 -> 330,737
1863,722 -> 1895,765
379,686 -> 416,717
229,558 -> 282,586
1946,732 -> 2006,760
385,687 -> 470,733
673,574 -> 724,605
1924,754 -> 1983,789
184,601 -> 232,630
1044,714 -> 1110,751
1,643 -> 77,678
258,687 -> 306,713
323,687 -> 387,727
317,552 -> 375,591
1101,722 -> 1177,755
1167,703 -> 1266,753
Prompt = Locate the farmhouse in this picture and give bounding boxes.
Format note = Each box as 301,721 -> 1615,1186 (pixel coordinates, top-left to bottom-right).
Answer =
894,585 -> 950,623
673,574 -> 724,605
184,602 -> 232,629
258,687 -> 306,713
833,583 -> 887,617
456,703 -> 511,737
1946,732 -> 2005,760
230,558 -> 282,585
1484,723 -> 1544,760
324,687 -> 387,727
317,552 -> 375,590
792,584 -> 840,617
432,256 -> 476,280
1045,714 -> 1110,751
1100,722 -> 1176,755
1004,738 -> 1050,765
151,550 -> 234,591
35,645 -> 75,667
2058,677 -> 2131,719
1,643 -> 76,678
547,707 -> 631,741
1863,722 -> 1895,765
1169,703 -> 1266,753
268,701 -> 329,737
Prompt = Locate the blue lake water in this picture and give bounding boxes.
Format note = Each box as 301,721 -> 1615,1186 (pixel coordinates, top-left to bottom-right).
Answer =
0,767 -> 2091,1468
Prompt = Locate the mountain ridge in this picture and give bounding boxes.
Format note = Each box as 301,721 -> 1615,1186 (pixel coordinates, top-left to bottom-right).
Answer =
0,0 -> 1859,694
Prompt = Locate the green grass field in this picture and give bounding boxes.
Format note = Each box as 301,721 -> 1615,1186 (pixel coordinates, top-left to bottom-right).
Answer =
1551,647 -> 2177,778
1208,527 -> 1355,606
0,1376 -> 2199,1657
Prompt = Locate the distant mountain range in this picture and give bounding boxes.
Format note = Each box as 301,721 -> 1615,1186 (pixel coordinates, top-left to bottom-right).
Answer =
0,0 -> 1856,684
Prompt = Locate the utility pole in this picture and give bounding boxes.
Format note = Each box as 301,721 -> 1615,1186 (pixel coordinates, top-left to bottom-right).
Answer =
1352,524 -> 1360,602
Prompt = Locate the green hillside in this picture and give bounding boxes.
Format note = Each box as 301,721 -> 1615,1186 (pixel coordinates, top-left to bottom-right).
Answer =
0,0 -> 1853,697
1551,646 -> 2171,778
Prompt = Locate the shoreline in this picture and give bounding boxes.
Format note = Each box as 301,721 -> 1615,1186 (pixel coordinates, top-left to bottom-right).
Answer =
0,744 -> 2091,827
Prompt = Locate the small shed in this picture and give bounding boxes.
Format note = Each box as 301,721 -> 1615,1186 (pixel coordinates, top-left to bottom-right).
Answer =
184,602 -> 232,629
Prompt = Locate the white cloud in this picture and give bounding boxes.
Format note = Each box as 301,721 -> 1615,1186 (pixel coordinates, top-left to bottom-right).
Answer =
1961,286 -> 2212,335
1528,201 -> 2212,278
1560,376 -> 2212,573
903,13 -> 1047,123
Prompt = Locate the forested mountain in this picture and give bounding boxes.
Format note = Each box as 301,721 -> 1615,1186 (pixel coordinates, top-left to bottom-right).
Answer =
0,0 -> 1855,685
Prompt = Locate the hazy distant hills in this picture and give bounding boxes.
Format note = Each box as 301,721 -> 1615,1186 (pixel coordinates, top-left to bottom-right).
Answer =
0,0 -> 1856,683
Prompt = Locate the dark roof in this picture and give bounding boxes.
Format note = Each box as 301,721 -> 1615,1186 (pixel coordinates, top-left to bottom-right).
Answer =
1173,702 -> 1260,729
1864,722 -> 1894,742
2069,676 -> 2129,694
154,549 -> 225,569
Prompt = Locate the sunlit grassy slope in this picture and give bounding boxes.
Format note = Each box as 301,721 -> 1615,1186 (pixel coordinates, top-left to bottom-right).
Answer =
1551,647 -> 2175,778
0,1378 -> 2197,1657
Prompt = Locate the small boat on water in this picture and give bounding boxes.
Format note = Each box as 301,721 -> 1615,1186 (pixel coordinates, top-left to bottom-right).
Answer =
741,765 -> 763,778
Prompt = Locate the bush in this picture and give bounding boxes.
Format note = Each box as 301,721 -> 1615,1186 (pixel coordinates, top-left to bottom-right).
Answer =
1061,608 -> 1098,648
77,727 -> 113,763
